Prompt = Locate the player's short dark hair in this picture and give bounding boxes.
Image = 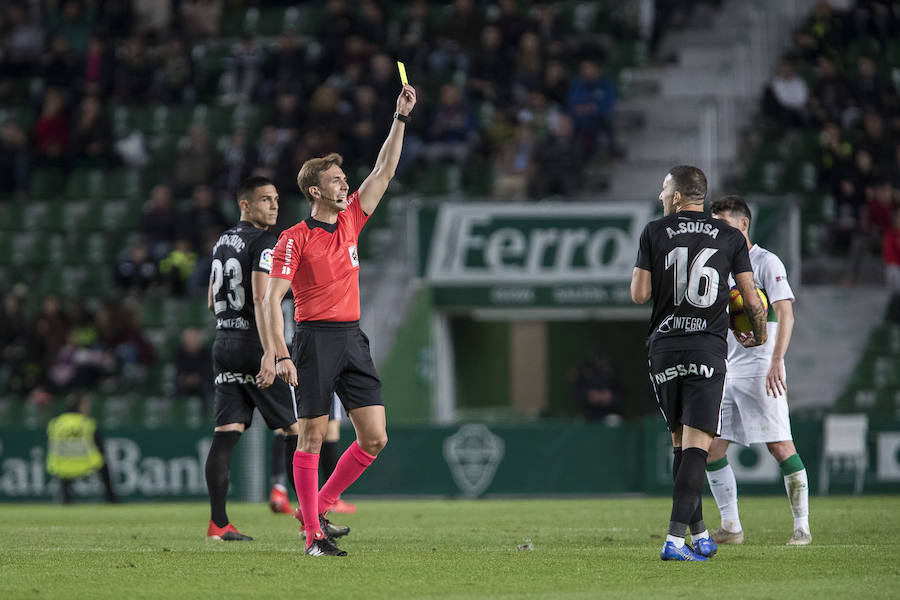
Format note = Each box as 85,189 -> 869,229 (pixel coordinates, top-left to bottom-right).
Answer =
297,153 -> 344,205
237,175 -> 275,203
710,195 -> 752,224
667,165 -> 707,205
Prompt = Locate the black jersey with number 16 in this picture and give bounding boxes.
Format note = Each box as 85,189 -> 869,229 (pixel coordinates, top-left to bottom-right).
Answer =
635,210 -> 752,356
210,221 -> 277,334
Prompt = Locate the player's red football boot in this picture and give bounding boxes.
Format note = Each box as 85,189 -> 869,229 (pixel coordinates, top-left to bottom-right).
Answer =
329,497 -> 357,514
206,521 -> 253,541
268,484 -> 293,514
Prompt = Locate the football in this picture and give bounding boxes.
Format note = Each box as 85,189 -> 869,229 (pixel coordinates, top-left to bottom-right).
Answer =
728,287 -> 769,333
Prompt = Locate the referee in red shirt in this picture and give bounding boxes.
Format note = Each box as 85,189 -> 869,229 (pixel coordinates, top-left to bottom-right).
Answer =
258,84 -> 416,556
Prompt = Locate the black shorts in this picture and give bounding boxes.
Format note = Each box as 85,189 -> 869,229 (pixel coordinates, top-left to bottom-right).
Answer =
292,320 -> 382,419
213,333 -> 297,430
648,349 -> 726,435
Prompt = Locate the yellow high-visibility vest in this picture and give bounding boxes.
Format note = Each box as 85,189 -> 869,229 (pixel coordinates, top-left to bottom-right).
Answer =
46,413 -> 104,479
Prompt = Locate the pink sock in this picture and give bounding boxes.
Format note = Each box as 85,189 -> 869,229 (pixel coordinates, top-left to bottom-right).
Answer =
292,450 -> 321,546
318,441 -> 376,514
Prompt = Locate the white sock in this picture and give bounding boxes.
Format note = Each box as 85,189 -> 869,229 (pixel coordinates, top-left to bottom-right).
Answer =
666,534 -> 685,548
692,529 -> 710,540
784,469 -> 810,533
707,463 -> 741,532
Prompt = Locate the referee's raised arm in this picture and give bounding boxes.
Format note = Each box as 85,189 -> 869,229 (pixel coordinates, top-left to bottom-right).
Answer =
357,84 -> 417,215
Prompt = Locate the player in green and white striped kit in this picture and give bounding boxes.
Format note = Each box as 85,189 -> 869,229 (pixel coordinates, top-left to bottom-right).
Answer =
706,196 -> 811,546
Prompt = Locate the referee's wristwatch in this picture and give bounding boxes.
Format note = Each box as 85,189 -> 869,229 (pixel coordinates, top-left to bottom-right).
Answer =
393,111 -> 410,123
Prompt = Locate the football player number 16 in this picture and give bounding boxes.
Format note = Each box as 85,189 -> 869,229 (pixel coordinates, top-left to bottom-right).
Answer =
665,247 -> 719,308
211,257 -> 245,313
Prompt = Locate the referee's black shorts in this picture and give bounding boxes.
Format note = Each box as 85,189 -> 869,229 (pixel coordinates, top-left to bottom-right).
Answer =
292,320 -> 383,419
648,349 -> 726,436
213,332 -> 297,430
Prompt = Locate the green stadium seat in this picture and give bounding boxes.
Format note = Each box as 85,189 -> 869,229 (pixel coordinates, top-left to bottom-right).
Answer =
29,167 -> 66,199
61,200 -> 93,231
65,168 -> 106,199
22,200 -> 61,230
7,232 -> 65,266
0,203 -> 25,231
105,169 -> 144,200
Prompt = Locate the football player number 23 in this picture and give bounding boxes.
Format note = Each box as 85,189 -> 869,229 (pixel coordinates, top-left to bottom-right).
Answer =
665,247 -> 719,308
211,257 -> 245,313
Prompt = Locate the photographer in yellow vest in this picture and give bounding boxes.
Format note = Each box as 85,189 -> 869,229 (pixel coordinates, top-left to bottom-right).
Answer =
46,395 -> 117,504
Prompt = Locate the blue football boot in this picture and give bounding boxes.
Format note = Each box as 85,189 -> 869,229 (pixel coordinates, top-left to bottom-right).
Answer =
660,541 -> 707,561
692,536 -> 718,558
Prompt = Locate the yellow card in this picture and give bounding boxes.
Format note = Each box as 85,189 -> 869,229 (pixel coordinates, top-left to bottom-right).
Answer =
397,61 -> 409,86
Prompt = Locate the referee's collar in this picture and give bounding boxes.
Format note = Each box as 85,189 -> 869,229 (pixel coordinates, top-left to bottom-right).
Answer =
305,216 -> 337,233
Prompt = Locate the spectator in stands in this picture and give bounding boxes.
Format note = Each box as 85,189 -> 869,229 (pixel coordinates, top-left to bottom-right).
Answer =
219,35 -> 264,105
33,88 -> 69,167
864,179 -> 898,239
39,35 -> 79,91
763,59 -> 809,128
251,126 -> 285,184
272,91 -> 303,142
0,291 -> 43,395
394,0 -> 433,72
218,129 -> 251,199
133,0 -> 173,37
173,125 -> 217,196
512,32 -> 544,102
180,0 -> 223,40
423,83 -> 477,168
493,0 -> 528,51
303,84 -> 347,150
50,0 -> 92,54
492,117 -> 534,202
541,59 -> 570,107
566,59 -> 621,158
155,37 -> 195,104
0,121 -> 31,199
261,30 -> 307,99
854,55 -> 883,110
6,4 -> 45,67
81,36 -> 113,98
568,348 -> 623,422
809,56 -> 850,126
140,184 -> 178,258
347,85 -> 383,168
884,208 -> 900,292
468,26 -> 512,104
860,113 -> 893,165
108,301 -> 155,368
174,327 -> 213,410
360,0 -> 388,48
113,35 -> 154,101
159,237 -> 197,297
529,114 -> 583,198
817,121 -> 853,190
179,184 -> 228,252
69,95 -> 115,167
114,239 -> 158,292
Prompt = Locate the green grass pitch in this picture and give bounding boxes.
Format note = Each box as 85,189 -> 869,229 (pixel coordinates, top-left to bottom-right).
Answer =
2,496 -> 898,599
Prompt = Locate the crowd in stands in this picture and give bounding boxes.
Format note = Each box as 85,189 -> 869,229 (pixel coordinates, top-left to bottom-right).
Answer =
0,289 -> 156,399
0,0 -> 633,207
756,0 -> 899,284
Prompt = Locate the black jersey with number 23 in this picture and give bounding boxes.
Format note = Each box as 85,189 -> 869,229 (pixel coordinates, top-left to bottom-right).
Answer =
211,221 -> 277,333
635,210 -> 752,357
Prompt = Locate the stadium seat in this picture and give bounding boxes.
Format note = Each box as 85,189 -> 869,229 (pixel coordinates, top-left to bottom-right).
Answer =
65,168 -> 106,199
29,167 -> 66,199
819,413 -> 868,495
